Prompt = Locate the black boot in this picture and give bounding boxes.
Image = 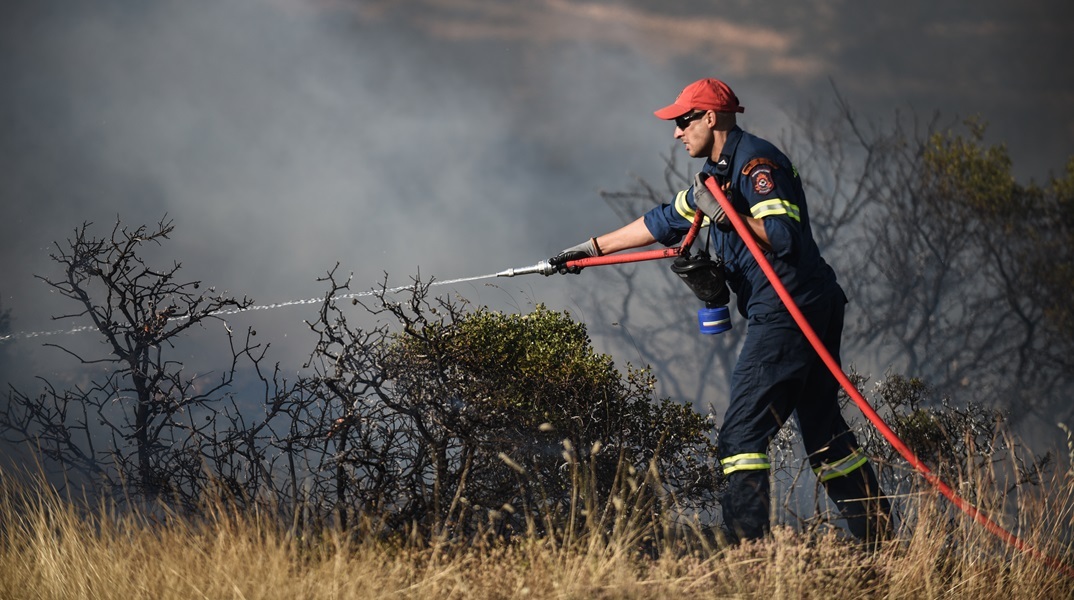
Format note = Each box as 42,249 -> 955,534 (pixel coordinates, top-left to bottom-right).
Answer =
823,463 -> 893,548
722,470 -> 771,544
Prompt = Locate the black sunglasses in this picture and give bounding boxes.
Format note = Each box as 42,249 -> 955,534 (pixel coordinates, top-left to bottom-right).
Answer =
674,111 -> 708,129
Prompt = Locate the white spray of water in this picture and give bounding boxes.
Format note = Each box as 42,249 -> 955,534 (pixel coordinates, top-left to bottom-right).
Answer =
0,272 -> 505,343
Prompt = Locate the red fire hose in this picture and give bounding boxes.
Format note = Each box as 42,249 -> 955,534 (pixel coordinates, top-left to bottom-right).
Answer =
695,176 -> 1074,576
497,211 -> 707,278
568,208 -> 707,269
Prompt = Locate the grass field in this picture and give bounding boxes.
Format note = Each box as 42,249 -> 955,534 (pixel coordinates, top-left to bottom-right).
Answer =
3,460 -> 1074,600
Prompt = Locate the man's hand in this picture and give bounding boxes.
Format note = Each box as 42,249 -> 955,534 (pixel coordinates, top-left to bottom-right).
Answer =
694,172 -> 732,232
548,238 -> 602,274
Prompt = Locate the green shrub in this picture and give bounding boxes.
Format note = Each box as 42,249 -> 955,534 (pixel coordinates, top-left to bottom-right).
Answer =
382,303 -> 721,536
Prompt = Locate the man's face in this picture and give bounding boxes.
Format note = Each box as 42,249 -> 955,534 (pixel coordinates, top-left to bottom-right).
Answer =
673,110 -> 714,158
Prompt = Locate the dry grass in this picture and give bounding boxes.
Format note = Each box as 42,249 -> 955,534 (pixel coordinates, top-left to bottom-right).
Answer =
3,465 -> 1074,600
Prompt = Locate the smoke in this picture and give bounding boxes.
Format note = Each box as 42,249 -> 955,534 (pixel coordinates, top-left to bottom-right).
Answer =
1,0 -> 1072,409
0,0 -> 696,376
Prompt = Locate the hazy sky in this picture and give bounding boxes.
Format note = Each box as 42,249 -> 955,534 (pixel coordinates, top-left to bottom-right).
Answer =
2,0 -> 1072,388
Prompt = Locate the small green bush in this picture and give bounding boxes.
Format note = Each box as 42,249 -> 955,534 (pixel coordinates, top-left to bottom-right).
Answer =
385,304 -> 721,534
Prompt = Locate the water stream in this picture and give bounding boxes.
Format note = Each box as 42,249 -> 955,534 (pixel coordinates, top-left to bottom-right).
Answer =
0,271 -> 506,343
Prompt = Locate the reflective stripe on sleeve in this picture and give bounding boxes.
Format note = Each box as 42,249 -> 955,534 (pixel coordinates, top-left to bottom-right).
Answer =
674,189 -> 711,226
720,453 -> 771,475
812,449 -> 869,482
750,198 -> 801,222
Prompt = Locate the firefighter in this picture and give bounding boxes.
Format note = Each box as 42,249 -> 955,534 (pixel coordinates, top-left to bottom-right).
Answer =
550,78 -> 892,545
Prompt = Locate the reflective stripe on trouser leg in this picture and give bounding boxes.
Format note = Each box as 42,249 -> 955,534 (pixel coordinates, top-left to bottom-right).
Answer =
811,448 -> 892,543
720,452 -> 771,475
812,448 -> 868,482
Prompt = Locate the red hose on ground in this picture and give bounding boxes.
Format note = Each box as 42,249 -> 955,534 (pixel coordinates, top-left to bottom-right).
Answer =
702,177 -> 1074,577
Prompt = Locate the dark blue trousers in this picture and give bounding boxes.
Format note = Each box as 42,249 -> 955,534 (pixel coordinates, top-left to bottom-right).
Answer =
716,290 -> 891,543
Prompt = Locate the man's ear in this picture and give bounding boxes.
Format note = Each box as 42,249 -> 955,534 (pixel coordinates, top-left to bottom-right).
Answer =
715,112 -> 737,131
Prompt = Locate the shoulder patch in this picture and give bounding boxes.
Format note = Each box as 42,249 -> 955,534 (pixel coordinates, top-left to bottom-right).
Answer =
750,168 -> 774,195
743,158 -> 778,196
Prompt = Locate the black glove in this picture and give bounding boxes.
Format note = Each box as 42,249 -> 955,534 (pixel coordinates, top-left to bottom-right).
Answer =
548,238 -> 601,275
694,172 -> 733,232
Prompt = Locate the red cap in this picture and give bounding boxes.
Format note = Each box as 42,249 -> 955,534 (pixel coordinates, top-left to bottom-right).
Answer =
653,78 -> 745,120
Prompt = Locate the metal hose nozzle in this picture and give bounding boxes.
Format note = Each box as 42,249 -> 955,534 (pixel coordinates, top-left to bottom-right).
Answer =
496,260 -> 554,277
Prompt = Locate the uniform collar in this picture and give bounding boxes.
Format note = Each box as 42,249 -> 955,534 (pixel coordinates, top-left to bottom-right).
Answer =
709,126 -> 744,178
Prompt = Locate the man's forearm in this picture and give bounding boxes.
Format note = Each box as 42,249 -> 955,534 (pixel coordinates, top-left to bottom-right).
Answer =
594,217 -> 658,254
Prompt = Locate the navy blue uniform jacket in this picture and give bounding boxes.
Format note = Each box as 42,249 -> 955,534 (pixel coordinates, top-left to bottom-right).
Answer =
643,126 -> 841,318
